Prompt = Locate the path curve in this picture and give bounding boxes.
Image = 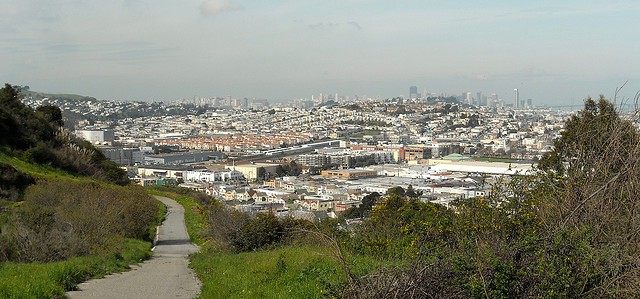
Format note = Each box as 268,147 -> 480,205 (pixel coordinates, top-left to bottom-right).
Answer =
66,195 -> 201,299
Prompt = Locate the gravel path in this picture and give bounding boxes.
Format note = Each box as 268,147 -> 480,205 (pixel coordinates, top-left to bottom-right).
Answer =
65,195 -> 201,299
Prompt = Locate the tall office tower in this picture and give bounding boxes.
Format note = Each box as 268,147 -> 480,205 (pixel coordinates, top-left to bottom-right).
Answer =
409,86 -> 418,99
476,92 -> 482,106
526,98 -> 533,108
514,89 -> 520,108
465,92 -> 473,105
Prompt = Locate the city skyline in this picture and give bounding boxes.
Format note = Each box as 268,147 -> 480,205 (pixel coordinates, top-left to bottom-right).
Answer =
1,1 -> 639,104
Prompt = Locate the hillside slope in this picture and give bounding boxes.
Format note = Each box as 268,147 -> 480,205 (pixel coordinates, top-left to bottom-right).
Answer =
0,83 -> 163,298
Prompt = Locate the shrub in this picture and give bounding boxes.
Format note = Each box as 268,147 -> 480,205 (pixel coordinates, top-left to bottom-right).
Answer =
0,180 -> 159,262
233,213 -> 285,252
205,200 -> 316,253
0,162 -> 35,201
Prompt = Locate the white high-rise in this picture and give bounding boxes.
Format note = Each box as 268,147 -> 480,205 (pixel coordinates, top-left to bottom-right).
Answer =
465,92 -> 473,105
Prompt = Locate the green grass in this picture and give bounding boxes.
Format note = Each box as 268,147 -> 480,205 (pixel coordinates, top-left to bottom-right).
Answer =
190,245 -> 381,299
0,151 -> 100,184
147,189 -> 208,246
0,152 -> 121,189
147,188 -> 385,298
343,130 -> 381,140
0,239 -> 152,299
0,152 -> 71,179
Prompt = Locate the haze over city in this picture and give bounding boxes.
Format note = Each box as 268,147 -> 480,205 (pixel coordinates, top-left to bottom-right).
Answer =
1,0 -> 638,104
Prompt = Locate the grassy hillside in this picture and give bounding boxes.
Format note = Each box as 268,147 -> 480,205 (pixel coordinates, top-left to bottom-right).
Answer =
0,83 -> 165,297
0,154 -> 163,298
1,84 -> 129,186
1,151 -> 87,181
0,153 -> 164,298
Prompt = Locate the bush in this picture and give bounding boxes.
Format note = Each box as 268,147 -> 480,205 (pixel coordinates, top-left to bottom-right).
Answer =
205,201 -> 248,251
205,200 -> 316,253
232,213 -> 285,252
0,162 -> 35,201
347,194 -> 454,259
0,180 -> 159,262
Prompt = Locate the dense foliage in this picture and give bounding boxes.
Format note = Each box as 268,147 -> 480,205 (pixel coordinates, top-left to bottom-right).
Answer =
0,180 -> 159,263
275,161 -> 303,177
0,83 -> 128,187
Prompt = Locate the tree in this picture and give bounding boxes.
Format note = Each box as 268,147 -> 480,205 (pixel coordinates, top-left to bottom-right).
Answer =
256,167 -> 266,181
341,96 -> 640,298
0,84 -> 45,149
233,213 -> 284,252
342,192 -> 380,219
275,165 -> 285,177
532,96 -> 640,296
36,105 -> 64,127
0,107 -> 21,148
288,161 -> 302,176
405,185 -> 422,198
387,186 -> 405,197
360,192 -> 380,212
0,84 -> 22,112
539,95 -> 639,177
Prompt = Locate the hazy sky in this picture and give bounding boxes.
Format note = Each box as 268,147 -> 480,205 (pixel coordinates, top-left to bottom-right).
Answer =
1,0 -> 639,105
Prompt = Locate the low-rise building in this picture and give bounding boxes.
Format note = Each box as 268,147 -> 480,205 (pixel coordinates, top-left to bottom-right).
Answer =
76,129 -> 115,144
232,162 -> 280,181
144,151 -> 225,165
183,169 -> 244,183
321,169 -> 378,179
99,146 -> 143,165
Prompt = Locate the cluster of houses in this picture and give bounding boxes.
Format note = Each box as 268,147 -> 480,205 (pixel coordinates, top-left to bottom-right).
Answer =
127,153 -> 533,221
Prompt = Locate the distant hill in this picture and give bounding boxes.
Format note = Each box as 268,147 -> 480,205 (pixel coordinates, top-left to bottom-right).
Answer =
19,86 -> 97,101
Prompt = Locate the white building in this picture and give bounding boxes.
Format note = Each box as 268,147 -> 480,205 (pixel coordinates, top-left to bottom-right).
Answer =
76,130 -> 115,144
183,169 -> 244,183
